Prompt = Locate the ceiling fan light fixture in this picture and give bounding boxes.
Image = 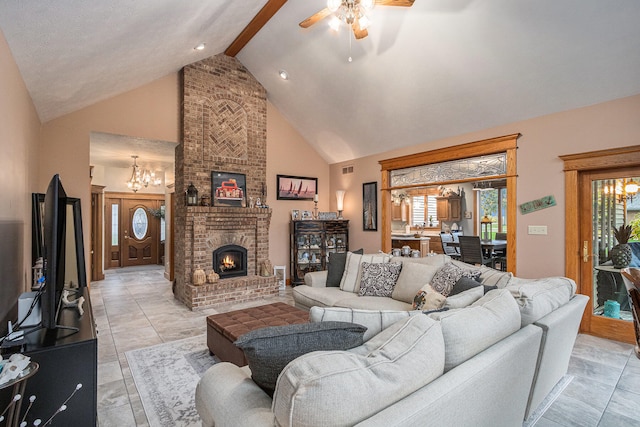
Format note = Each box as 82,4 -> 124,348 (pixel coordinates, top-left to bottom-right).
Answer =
327,0 -> 342,12
329,16 -> 341,31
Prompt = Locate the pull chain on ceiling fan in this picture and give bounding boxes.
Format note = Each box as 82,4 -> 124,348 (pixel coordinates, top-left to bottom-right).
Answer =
299,0 -> 415,40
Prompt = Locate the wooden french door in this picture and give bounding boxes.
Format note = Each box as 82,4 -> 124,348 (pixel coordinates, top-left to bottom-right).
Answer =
562,145 -> 640,344
578,168 -> 637,343
105,193 -> 164,269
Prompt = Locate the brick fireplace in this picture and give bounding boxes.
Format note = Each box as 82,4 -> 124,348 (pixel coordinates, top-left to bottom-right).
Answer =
174,54 -> 278,310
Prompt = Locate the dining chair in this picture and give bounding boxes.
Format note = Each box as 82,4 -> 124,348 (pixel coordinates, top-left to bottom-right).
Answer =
440,232 -> 461,260
494,232 -> 507,271
458,235 -> 496,268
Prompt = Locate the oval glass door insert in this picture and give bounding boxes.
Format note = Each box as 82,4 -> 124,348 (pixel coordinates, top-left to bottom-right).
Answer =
132,207 -> 149,239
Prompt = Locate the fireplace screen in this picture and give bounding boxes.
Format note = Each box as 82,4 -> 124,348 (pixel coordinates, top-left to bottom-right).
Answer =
213,245 -> 248,278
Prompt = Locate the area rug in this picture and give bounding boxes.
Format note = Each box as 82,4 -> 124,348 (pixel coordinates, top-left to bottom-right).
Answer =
522,375 -> 573,427
125,334 -> 218,427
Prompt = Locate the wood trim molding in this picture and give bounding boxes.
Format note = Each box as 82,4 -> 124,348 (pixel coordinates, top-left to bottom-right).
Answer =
105,192 -> 165,200
560,145 -> 640,171
225,0 -> 288,57
379,133 -> 520,172
379,133 -> 520,275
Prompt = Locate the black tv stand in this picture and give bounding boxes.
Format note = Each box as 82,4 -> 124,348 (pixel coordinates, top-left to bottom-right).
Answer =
0,288 -> 97,425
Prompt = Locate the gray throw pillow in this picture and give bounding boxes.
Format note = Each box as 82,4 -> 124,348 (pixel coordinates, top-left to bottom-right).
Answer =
234,321 -> 367,395
326,249 -> 363,287
431,263 -> 481,297
449,276 -> 482,296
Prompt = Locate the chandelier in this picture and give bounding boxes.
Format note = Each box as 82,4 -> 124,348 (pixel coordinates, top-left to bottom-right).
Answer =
126,155 -> 162,192
603,178 -> 639,203
327,0 -> 375,32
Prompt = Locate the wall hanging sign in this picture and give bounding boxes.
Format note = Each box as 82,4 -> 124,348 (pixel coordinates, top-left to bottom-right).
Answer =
519,195 -> 556,215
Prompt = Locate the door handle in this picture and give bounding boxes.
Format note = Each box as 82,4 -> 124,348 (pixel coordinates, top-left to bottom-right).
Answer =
583,241 -> 589,262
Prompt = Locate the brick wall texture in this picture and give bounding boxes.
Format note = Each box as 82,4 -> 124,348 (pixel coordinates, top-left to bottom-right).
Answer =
175,54 -> 277,309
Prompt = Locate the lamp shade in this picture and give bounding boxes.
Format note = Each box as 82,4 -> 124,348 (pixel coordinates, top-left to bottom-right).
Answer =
336,190 -> 345,211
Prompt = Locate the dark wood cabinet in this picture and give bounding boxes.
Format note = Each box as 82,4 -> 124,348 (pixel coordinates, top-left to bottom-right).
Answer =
1,288 -> 97,426
290,220 -> 349,285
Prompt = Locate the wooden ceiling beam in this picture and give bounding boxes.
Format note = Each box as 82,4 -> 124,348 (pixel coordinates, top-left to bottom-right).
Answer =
225,0 -> 288,57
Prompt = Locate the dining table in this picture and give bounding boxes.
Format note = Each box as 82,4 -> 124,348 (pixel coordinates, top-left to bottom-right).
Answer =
447,239 -> 507,252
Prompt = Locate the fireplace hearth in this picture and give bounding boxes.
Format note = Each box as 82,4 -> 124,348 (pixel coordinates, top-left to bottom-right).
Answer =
213,244 -> 247,279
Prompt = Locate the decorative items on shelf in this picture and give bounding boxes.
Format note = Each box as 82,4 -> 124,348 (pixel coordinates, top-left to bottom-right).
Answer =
200,194 -> 211,206
207,271 -> 219,284
313,194 -> 319,219
611,222 -> 633,268
186,183 -> 199,206
193,269 -> 206,286
336,190 -> 345,219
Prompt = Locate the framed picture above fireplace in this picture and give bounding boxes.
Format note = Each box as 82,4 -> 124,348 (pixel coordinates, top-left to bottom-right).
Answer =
277,175 -> 318,200
212,172 -> 247,207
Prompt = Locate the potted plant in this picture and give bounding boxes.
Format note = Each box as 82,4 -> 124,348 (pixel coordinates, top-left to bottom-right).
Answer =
611,223 -> 633,268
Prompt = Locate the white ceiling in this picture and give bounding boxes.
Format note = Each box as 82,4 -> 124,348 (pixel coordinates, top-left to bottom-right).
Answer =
1,0 -> 640,165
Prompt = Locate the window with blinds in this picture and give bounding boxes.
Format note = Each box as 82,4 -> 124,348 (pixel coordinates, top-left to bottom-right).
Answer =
412,196 -> 438,226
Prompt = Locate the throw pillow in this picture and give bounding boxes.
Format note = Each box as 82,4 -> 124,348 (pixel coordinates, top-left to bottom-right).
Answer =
449,276 -> 482,296
234,321 -> 367,395
444,286 -> 484,309
309,306 -> 422,341
340,252 -> 391,293
392,262 -> 441,303
412,285 -> 446,311
431,263 -> 481,297
483,284 -> 498,294
326,249 -> 363,287
358,262 -> 402,297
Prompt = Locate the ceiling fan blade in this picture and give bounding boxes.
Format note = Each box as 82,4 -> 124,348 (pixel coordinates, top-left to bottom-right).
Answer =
299,8 -> 333,28
375,0 -> 416,6
352,21 -> 368,40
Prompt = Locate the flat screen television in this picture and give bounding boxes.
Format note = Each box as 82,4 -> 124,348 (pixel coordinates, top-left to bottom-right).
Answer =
42,174 -> 68,329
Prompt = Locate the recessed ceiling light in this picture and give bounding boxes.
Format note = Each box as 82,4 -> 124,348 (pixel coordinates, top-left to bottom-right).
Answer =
194,43 -> 206,51
278,70 -> 289,80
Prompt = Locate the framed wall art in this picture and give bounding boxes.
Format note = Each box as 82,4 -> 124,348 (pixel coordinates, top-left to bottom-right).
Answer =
277,175 -> 317,201
363,181 -> 378,231
211,171 -> 247,207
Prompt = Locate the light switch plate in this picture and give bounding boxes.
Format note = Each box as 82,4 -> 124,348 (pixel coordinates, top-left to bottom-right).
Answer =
528,225 -> 548,235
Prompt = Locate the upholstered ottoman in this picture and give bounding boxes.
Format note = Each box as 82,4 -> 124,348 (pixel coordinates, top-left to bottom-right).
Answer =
206,302 -> 309,366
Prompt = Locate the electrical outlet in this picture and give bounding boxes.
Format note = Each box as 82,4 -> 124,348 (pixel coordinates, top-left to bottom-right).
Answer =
528,225 -> 548,235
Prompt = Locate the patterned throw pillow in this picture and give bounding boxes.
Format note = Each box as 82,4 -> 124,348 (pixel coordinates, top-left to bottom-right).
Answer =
431,263 -> 481,297
358,262 -> 402,297
412,285 -> 447,310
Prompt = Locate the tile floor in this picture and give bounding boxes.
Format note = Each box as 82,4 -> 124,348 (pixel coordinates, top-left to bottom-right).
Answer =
93,265 -> 640,427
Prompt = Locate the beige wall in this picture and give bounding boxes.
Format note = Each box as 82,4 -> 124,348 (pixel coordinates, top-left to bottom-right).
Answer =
332,94 -> 640,279
40,73 -> 181,278
0,29 -> 41,294
266,102 -> 331,275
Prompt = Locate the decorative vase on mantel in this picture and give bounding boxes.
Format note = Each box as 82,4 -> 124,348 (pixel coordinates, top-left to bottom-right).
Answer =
611,223 -> 633,269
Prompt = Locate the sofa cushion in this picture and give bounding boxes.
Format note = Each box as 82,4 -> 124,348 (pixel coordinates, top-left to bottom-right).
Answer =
392,262 -> 441,303
412,285 -> 446,311
390,254 -> 450,268
334,295 -> 413,311
358,262 -> 402,297
340,253 -> 391,293
443,285 -> 484,309
326,249 -> 363,287
506,277 -> 576,327
431,263 -> 481,297
234,321 -> 366,395
451,260 -> 513,288
292,285 -> 352,309
273,315 -> 445,426
428,288 -> 521,371
309,306 -> 422,341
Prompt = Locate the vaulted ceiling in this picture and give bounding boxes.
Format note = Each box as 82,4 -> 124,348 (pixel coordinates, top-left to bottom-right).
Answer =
1,0 -> 639,164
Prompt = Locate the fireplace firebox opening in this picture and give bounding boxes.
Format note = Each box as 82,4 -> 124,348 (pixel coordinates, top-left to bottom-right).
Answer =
213,244 -> 248,278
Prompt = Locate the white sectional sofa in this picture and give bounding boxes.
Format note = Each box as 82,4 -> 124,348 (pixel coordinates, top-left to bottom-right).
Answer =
195,253 -> 588,427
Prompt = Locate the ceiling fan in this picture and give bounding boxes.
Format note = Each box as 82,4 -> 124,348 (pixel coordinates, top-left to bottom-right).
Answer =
299,0 -> 415,40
